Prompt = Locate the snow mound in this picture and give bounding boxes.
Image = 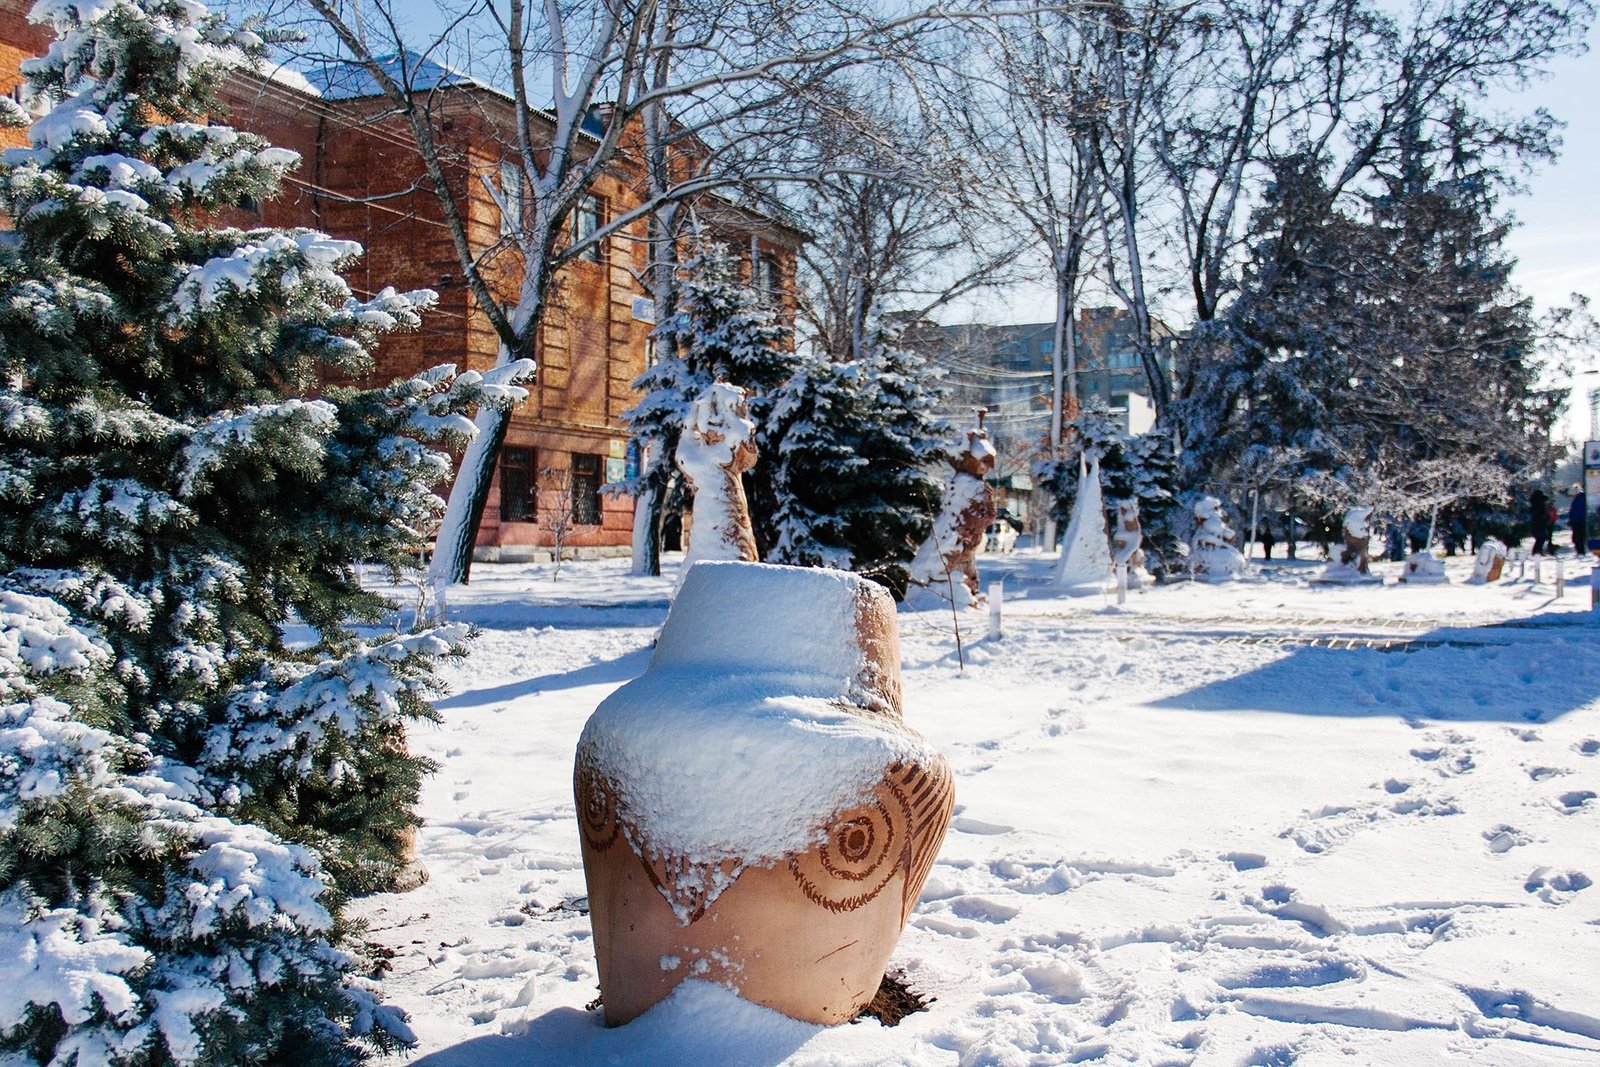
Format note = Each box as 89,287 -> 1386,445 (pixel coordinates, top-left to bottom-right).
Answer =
578,562 -> 936,875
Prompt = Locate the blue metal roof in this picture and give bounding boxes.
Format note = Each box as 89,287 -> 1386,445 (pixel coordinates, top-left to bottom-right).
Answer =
301,53 -> 609,139
305,51 -> 492,100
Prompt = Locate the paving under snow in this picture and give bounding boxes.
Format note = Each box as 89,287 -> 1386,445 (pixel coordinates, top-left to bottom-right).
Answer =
355,549 -> 1600,1066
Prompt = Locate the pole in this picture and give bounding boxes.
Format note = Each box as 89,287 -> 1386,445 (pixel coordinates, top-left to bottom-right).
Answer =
946,569 -> 964,671
1557,558 -> 1566,598
988,581 -> 1004,639
1248,488 -> 1260,563
1116,562 -> 1127,605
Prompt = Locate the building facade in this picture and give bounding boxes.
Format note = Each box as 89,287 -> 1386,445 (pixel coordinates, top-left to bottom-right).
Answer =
916,308 -> 1175,440
0,6 -> 802,561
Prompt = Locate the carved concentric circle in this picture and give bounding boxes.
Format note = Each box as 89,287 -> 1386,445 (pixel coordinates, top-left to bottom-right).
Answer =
575,761 -> 620,854
790,792 -> 905,913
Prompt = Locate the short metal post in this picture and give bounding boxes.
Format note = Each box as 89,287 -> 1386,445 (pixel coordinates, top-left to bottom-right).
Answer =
988,581 -> 1004,640
1116,563 -> 1128,605
1557,558 -> 1566,597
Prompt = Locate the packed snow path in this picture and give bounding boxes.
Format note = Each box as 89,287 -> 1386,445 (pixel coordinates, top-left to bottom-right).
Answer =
355,553 -> 1600,1066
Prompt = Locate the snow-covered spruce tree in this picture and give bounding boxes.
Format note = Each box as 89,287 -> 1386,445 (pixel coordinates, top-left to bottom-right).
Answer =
759,328 -> 946,597
619,242 -> 795,571
0,1 -> 525,1060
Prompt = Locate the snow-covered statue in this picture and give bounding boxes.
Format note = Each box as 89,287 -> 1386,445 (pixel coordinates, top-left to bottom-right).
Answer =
676,382 -> 759,588
1341,507 -> 1374,573
1469,537 -> 1508,584
1056,453 -> 1114,593
1189,496 -> 1246,582
1111,498 -> 1146,588
1313,506 -> 1381,584
1402,550 -> 1449,584
907,428 -> 996,608
575,562 -> 954,1026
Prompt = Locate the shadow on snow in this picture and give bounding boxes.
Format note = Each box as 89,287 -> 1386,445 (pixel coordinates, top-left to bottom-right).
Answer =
408,998 -> 819,1067
1151,611 -> 1600,723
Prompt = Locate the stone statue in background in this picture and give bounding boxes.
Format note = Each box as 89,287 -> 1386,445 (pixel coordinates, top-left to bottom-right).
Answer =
1055,453 -> 1114,594
907,428 -> 996,608
675,382 -> 758,588
1314,505 -> 1382,585
1111,498 -> 1146,589
1189,496 -> 1246,582
1340,506 -> 1375,574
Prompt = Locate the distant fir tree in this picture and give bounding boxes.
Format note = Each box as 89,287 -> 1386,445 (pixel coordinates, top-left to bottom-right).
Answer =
759,326 -> 946,596
620,242 -> 795,573
1177,150 -> 1560,536
0,1 -> 525,1061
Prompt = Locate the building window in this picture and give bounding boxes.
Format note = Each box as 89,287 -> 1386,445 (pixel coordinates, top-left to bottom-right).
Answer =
1040,339 -> 1054,353
499,160 -> 523,235
571,194 -> 602,262
754,252 -> 781,303
499,447 -> 536,522
571,453 -> 602,525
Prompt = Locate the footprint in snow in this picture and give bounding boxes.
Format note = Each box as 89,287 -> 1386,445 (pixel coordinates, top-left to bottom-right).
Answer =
1554,790 -> 1596,815
1524,867 -> 1592,903
1482,825 -> 1530,854
1577,739 -> 1600,757
1527,766 -> 1566,782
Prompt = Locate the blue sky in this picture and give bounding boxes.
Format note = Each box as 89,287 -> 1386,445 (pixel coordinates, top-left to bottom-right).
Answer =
1500,16 -> 1600,443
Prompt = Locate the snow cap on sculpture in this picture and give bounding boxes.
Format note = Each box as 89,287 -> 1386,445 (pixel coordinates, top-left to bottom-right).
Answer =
906,426 -> 996,609
575,561 -> 954,1028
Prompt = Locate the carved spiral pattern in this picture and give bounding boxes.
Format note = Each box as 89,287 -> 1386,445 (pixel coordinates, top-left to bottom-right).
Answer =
575,760 -> 619,854
789,793 -> 903,914
787,758 -> 954,919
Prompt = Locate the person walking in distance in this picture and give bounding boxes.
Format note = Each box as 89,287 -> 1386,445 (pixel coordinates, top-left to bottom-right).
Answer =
1529,487 -> 1552,555
1570,484 -> 1588,558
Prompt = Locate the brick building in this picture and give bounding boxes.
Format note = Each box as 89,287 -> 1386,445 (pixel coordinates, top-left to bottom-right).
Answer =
0,4 -> 804,561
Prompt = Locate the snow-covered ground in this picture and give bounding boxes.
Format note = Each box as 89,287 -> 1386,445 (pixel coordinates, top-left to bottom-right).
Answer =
355,549 -> 1600,1066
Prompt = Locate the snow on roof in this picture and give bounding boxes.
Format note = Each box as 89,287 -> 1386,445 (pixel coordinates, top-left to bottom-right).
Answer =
301,52 -> 607,136
260,63 -> 322,98
303,51 -> 494,101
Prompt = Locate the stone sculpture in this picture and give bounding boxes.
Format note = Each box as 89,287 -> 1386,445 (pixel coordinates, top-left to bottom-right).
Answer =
1111,498 -> 1145,588
675,382 -> 758,589
1469,538 -> 1507,584
1055,453 -> 1114,593
1189,496 -> 1246,582
1401,551 -> 1449,584
1314,506 -> 1382,584
908,428 -> 996,608
575,561 -> 954,1027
